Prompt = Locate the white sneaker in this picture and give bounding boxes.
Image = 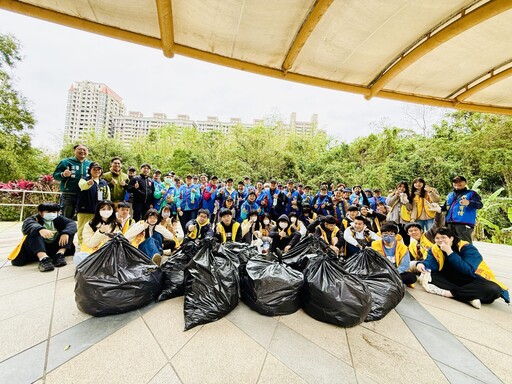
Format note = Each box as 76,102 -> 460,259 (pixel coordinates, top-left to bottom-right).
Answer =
468,299 -> 481,309
418,271 -> 432,291
425,284 -> 446,297
163,249 -> 172,256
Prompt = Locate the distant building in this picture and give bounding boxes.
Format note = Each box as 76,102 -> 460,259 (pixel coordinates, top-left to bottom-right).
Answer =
64,81 -> 323,144
112,112 -> 196,144
64,81 -> 125,142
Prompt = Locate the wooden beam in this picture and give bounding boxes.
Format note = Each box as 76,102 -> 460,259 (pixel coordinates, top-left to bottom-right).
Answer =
0,0 -> 162,50
366,0 -> 512,100
281,0 -> 333,73
455,67 -> 512,103
1,0 -> 512,117
155,0 -> 175,58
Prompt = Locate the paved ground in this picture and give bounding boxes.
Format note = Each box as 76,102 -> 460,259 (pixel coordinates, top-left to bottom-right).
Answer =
0,221 -> 511,384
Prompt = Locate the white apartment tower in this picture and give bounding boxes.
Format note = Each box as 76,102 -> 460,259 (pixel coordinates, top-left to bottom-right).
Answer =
64,81 -> 125,142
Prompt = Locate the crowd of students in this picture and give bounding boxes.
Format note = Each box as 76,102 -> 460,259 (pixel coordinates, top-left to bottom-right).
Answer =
7,145 -> 509,310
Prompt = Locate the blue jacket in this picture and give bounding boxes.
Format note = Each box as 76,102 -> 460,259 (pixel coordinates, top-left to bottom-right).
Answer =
201,184 -> 218,213
445,189 -> 482,226
240,201 -> 260,221
179,184 -> 201,211
76,177 -> 110,214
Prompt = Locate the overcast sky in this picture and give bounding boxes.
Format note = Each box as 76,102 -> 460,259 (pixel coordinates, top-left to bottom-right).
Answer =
0,10 -> 451,153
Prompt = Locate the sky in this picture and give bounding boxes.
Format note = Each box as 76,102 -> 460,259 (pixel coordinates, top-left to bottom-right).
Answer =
0,10 -> 451,153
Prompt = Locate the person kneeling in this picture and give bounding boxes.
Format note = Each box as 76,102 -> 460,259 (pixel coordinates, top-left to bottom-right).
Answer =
269,214 -> 301,253
314,215 -> 343,256
124,209 -> 175,266
371,223 -> 416,286
416,227 -> 509,308
215,208 -> 243,243
9,203 -> 76,272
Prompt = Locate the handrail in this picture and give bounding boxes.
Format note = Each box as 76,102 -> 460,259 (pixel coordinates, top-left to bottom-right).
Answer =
0,189 -> 62,221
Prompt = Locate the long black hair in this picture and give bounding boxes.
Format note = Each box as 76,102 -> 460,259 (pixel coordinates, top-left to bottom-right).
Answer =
411,177 -> 427,198
88,200 -> 120,230
396,181 -> 412,203
434,227 -> 461,252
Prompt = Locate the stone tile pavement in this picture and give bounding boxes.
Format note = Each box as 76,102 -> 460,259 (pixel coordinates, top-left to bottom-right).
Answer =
0,222 -> 511,384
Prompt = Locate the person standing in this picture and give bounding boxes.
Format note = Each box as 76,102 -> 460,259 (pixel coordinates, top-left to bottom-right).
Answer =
177,175 -> 201,229
53,144 -> 91,218
102,157 -> 129,206
443,175 -> 483,243
127,164 -> 155,221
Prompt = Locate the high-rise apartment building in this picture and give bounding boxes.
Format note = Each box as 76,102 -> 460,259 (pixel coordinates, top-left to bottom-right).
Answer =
64,81 -> 125,142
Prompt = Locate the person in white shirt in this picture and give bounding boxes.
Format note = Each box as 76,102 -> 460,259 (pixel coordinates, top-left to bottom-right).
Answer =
343,215 -> 380,258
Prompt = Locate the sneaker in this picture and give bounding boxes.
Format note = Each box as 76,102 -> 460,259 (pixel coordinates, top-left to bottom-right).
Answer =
152,253 -> 162,267
163,249 -> 172,256
52,253 -> 67,267
418,271 -> 431,291
425,284 -> 446,296
38,257 -> 55,272
468,299 -> 481,309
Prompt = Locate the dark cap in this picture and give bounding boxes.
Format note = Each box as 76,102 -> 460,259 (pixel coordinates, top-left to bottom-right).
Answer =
225,196 -> 234,201
140,163 -> 151,169
270,179 -> 277,184
128,166 -> 137,172
186,174 -> 192,179
343,188 -> 352,193
211,176 -> 218,180
320,185 -> 328,190
373,188 -> 381,192
364,188 -> 372,192
452,175 -> 467,182
248,191 -> 256,196
297,183 -> 303,188
153,169 -> 161,174
226,178 -> 233,183
238,181 -> 245,186
164,172 -> 172,177
89,162 -> 102,169
244,176 -> 250,180
287,179 -> 294,184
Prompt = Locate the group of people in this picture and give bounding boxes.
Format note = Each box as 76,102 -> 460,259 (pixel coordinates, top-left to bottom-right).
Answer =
7,144 -> 509,309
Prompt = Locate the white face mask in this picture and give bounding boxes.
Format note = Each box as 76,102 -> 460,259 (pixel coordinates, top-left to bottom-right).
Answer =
290,217 -> 297,223
263,219 -> 270,225
279,222 -> 288,229
264,187 -> 270,191
250,216 -> 257,222
43,212 -> 58,221
100,210 -> 113,218
162,212 -> 171,218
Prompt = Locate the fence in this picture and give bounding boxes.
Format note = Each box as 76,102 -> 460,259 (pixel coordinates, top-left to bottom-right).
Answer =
0,189 -> 62,221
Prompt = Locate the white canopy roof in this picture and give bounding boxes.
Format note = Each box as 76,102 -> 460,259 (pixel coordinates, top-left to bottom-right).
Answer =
3,0 -> 512,115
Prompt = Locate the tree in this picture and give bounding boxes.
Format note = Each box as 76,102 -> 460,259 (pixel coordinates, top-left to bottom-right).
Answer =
0,33 -> 49,181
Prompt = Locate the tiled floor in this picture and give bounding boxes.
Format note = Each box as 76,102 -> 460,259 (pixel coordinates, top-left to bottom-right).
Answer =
1,222 -> 511,384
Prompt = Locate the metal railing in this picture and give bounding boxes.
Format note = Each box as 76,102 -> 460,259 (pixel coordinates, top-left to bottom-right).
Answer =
0,189 -> 62,221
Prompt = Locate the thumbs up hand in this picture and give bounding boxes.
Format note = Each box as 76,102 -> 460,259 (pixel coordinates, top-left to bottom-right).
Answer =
62,166 -> 72,177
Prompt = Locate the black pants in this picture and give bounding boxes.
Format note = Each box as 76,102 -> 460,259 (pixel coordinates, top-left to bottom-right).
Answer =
133,201 -> 152,221
60,192 -> 77,219
179,209 -> 198,230
447,223 -> 474,243
11,233 -> 75,266
401,271 -> 417,285
431,271 -> 502,304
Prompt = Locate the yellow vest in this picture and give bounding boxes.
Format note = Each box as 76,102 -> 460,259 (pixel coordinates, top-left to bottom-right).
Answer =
188,220 -> 210,240
8,235 -> 27,260
409,234 -> 433,260
413,195 -> 436,219
216,221 -> 241,243
431,241 -> 508,292
121,218 -> 135,234
371,240 -> 408,267
318,225 -> 339,245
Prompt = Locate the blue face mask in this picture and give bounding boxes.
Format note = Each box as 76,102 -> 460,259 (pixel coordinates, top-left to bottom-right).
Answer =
382,234 -> 396,243
43,212 -> 58,221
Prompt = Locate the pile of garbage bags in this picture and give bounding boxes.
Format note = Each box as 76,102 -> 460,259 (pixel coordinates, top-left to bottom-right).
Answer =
74,233 -> 405,329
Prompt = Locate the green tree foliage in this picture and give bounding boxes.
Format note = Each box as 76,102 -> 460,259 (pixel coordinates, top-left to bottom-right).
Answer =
0,33 -> 48,180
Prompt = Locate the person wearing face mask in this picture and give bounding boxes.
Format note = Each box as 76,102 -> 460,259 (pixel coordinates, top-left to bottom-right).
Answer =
124,209 -> 175,266
9,203 -> 77,272
76,162 -> 111,246
160,205 -> 184,250
416,227 -> 508,308
269,214 -> 301,253
101,157 -> 129,206
289,212 -> 306,237
215,208 -> 243,243
371,223 -> 416,285
154,172 -> 178,213
241,210 -> 263,244
81,200 -> 121,254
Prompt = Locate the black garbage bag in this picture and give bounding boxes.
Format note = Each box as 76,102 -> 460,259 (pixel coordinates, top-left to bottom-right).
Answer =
241,250 -> 304,316
302,252 -> 371,327
343,248 -> 405,321
282,235 -> 337,271
157,241 -> 199,302
184,239 -> 240,330
75,234 -> 163,316
219,242 -> 259,271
